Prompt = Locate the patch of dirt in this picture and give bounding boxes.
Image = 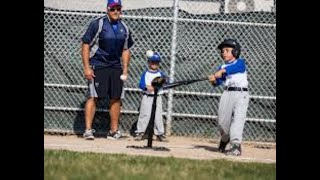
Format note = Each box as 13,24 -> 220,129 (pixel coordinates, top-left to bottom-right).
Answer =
44,134 -> 276,164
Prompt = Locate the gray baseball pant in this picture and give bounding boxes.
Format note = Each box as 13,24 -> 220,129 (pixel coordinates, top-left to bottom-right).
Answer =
218,91 -> 249,145
135,95 -> 164,135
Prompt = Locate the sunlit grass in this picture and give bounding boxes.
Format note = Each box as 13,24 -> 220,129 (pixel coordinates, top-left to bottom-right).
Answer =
44,149 -> 275,180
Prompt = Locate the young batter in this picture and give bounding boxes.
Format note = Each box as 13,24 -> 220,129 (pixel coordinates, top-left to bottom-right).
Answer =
209,38 -> 249,156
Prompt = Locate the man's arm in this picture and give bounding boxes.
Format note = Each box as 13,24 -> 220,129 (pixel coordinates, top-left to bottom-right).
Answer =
81,43 -> 95,80
122,49 -> 131,76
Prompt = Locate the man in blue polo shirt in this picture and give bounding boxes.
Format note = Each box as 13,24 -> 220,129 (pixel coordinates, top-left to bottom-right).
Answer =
81,0 -> 134,140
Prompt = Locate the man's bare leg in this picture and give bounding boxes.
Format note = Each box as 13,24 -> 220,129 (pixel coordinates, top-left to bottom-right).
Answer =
85,97 -> 97,130
109,98 -> 121,132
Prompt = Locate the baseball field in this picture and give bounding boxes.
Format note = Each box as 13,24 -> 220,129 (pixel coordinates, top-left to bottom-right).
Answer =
44,1 -> 276,179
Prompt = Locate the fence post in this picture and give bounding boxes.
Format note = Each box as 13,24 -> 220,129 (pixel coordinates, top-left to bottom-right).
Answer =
166,0 -> 179,135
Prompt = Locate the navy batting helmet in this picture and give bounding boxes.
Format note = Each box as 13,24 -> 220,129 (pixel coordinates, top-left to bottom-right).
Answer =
217,38 -> 241,58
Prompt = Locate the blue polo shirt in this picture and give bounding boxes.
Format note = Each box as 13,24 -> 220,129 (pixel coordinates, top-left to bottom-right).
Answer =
82,15 -> 134,69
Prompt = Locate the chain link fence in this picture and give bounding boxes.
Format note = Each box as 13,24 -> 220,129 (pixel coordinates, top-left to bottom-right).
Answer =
44,0 -> 276,142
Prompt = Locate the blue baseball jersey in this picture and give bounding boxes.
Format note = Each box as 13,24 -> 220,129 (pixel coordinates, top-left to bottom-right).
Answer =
82,15 -> 134,69
214,58 -> 248,88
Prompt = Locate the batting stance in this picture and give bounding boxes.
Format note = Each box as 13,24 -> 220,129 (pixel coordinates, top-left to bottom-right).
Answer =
209,38 -> 249,156
134,50 -> 167,142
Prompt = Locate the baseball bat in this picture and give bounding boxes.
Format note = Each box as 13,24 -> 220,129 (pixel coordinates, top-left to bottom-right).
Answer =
162,77 -> 208,89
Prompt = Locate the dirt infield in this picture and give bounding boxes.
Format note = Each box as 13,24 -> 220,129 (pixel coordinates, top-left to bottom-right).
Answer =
44,134 -> 276,164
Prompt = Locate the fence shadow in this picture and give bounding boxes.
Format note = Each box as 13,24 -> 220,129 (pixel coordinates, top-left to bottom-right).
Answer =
73,98 -> 111,138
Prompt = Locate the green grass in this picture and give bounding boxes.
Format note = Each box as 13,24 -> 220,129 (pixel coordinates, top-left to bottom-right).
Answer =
44,149 -> 275,180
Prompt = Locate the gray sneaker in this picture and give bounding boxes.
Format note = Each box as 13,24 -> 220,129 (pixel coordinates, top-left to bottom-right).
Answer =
133,132 -> 148,141
107,130 -> 122,140
83,129 -> 95,140
156,134 -> 168,142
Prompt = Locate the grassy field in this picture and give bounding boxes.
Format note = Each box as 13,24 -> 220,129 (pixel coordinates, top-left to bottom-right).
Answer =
44,149 -> 275,180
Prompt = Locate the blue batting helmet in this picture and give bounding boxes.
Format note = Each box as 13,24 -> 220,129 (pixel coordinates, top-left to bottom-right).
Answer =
148,52 -> 161,62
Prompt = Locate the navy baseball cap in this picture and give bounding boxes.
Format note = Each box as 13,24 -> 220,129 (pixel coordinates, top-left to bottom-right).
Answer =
107,0 -> 122,8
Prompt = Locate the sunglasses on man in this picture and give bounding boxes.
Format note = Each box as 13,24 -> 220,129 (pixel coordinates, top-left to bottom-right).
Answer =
109,7 -> 121,12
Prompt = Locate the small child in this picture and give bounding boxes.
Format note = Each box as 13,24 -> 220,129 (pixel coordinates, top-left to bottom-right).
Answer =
208,38 -> 249,156
134,50 -> 167,141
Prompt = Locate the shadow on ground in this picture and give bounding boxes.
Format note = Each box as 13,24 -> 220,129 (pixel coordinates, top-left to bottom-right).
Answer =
193,145 -> 220,152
